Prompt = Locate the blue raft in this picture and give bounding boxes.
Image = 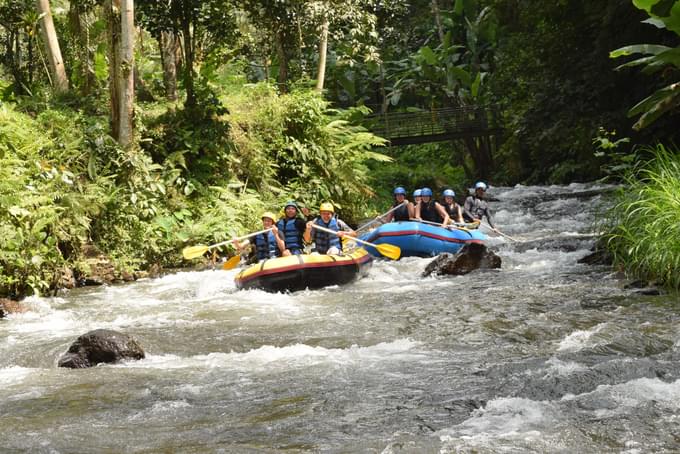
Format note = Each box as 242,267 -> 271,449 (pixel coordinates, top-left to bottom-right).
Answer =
360,221 -> 486,258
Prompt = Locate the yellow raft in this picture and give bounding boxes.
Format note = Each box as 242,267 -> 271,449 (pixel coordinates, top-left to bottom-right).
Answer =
234,248 -> 373,292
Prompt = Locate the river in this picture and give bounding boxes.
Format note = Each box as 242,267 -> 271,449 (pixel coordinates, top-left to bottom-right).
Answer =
2,183 -> 679,453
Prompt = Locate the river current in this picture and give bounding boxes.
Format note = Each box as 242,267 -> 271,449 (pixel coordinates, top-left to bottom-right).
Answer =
2,183 -> 680,453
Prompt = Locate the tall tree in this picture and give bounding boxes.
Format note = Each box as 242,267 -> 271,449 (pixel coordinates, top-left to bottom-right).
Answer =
107,0 -> 135,146
36,0 -> 68,93
315,16 -> 329,91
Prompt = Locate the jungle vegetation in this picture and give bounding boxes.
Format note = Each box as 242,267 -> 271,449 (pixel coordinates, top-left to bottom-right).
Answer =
0,0 -> 678,296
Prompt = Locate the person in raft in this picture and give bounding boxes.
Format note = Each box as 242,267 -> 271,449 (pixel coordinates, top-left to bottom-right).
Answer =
441,189 -> 463,224
463,181 -> 497,231
413,188 -> 422,207
384,186 -> 414,222
414,187 -> 450,227
276,201 -> 309,256
233,212 -> 286,261
304,202 -> 356,255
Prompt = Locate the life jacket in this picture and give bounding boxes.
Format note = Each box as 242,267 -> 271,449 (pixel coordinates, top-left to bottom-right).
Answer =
419,201 -> 442,223
444,202 -> 460,220
464,196 -> 489,221
313,217 -> 341,254
392,201 -> 410,221
254,231 -> 279,260
276,218 -> 303,253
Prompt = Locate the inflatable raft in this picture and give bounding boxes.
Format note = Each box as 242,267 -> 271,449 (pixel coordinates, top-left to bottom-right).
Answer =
361,221 -> 485,257
234,248 -> 373,292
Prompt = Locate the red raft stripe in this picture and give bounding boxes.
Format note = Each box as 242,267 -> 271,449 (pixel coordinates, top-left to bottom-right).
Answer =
369,230 -> 484,244
236,253 -> 372,284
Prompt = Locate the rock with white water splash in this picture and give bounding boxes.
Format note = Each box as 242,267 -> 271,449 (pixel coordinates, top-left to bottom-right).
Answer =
0,298 -> 27,318
58,329 -> 145,368
422,243 -> 501,277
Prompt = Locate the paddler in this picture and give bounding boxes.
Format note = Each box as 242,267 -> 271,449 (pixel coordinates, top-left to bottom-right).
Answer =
304,202 -> 356,255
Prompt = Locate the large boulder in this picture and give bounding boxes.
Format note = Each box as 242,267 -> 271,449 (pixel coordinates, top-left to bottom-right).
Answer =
58,329 -> 145,368
423,243 -> 501,277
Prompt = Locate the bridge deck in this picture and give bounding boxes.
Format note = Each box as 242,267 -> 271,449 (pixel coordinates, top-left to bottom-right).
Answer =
366,106 -> 502,145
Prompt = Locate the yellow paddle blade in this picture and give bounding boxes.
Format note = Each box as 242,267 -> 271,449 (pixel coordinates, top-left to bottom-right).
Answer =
375,243 -> 401,260
182,244 -> 209,260
221,255 -> 242,270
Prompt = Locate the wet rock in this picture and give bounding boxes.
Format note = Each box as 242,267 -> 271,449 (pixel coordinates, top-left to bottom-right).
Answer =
58,329 -> 145,368
0,298 -> 28,318
578,247 -> 613,266
58,266 -> 77,289
422,244 -> 501,277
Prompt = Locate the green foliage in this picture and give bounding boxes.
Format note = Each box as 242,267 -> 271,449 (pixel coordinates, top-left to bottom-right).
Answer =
368,143 -> 467,210
602,143 -> 680,289
0,104 -> 111,295
224,83 -> 390,222
610,1 -> 680,130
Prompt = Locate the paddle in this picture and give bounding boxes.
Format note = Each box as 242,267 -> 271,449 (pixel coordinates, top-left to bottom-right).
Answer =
221,254 -> 242,270
479,221 -> 519,242
356,201 -> 409,232
409,218 -> 479,230
311,224 -> 401,260
182,228 -> 273,260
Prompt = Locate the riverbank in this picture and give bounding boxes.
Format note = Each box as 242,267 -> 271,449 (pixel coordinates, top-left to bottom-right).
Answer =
602,144 -> 680,291
0,83 -> 387,299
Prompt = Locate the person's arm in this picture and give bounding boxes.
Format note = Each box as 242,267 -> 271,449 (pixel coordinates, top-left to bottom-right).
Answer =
456,205 -> 463,224
408,201 -> 415,219
414,202 -> 422,220
303,220 -> 314,243
337,219 -> 356,238
270,224 -> 286,254
384,212 -> 394,222
463,196 -> 476,221
484,207 -> 496,230
232,238 -> 252,253
435,202 -> 450,227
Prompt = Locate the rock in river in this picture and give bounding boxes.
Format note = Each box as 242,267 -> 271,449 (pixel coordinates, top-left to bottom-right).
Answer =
423,243 -> 501,277
58,329 -> 145,368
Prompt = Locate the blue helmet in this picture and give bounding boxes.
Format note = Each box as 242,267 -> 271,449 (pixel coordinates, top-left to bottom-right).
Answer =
443,189 -> 455,197
284,200 -> 298,210
413,189 -> 422,197
421,187 -> 433,197
474,181 -> 488,190
393,186 -> 406,196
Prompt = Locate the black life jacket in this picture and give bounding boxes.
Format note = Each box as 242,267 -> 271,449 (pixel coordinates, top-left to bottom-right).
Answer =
444,202 -> 460,220
392,202 -> 410,221
254,231 -> 279,260
419,201 -> 442,223
276,218 -> 303,253
313,217 -> 341,254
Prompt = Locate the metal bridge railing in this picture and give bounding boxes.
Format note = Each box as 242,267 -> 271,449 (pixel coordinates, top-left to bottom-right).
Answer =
366,105 -> 502,143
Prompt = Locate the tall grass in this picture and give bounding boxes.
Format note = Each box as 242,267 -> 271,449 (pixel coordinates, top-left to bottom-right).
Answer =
603,143 -> 680,289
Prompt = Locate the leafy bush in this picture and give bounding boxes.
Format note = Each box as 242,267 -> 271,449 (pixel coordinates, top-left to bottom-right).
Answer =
0,104 -> 111,295
224,83 -> 390,222
602,143 -> 680,289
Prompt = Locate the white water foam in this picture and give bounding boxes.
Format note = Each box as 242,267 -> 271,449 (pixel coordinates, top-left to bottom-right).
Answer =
124,338 -> 423,372
439,396 -> 558,441
543,357 -> 588,376
557,323 -> 607,352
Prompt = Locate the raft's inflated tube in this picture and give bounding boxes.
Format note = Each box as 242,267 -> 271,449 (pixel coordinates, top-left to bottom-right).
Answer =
235,248 -> 372,293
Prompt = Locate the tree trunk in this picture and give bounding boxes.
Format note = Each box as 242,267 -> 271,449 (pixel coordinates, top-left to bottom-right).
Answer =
181,3 -> 195,107
275,29 -> 288,93
36,0 -> 69,93
431,0 -> 446,44
159,31 -> 178,101
107,0 -> 121,141
315,18 -> 329,92
118,0 -> 135,147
